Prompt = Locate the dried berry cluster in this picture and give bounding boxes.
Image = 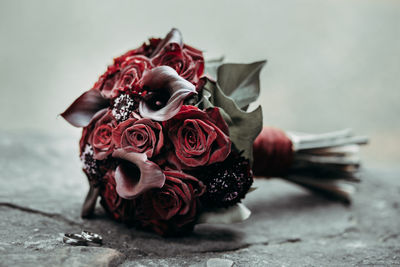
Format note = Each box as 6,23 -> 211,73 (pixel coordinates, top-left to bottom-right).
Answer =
189,152 -> 253,209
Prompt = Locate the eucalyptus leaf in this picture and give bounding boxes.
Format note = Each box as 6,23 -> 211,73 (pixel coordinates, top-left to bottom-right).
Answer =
203,78 -> 263,163
217,61 -> 266,110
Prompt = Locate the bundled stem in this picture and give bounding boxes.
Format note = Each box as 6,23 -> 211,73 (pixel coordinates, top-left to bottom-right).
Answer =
254,128 -> 368,203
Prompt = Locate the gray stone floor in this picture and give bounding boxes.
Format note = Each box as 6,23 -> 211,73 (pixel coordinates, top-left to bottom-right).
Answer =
1,132 -> 399,267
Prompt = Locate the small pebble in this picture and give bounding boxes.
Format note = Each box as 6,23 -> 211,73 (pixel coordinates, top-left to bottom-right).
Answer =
206,258 -> 234,267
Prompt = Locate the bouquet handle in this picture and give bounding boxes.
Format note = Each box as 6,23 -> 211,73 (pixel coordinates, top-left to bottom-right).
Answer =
253,127 -> 368,202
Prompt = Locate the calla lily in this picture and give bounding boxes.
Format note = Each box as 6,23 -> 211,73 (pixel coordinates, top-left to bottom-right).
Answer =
61,89 -> 109,127
139,66 -> 196,121
112,149 -> 165,199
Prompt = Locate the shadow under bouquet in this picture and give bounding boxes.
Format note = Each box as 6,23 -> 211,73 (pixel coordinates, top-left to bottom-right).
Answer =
62,29 -> 368,236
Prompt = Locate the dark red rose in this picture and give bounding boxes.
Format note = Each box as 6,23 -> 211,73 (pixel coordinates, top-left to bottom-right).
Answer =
94,56 -> 152,99
100,169 -> 135,223
90,29 -> 204,100
92,38 -> 160,95
92,65 -> 119,98
113,38 -> 162,65
112,117 -> 163,158
92,38 -> 161,99
135,170 -> 205,235
100,169 -> 123,220
152,43 -> 204,85
112,56 -> 152,95
79,109 -> 108,155
165,105 -> 231,169
90,110 -> 117,160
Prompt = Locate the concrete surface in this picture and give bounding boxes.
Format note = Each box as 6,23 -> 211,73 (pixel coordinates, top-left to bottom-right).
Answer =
1,132 -> 399,266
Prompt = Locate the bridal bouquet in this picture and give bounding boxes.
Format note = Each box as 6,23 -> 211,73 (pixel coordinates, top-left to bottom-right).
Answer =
62,29 -> 367,236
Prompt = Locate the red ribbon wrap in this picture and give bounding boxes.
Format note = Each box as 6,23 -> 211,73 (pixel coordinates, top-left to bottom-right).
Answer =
252,127 -> 293,178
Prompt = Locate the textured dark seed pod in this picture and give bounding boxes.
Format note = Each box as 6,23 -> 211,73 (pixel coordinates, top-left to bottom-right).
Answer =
189,152 -> 253,209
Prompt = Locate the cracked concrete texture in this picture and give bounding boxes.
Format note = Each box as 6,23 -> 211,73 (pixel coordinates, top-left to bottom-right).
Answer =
1,132 -> 400,266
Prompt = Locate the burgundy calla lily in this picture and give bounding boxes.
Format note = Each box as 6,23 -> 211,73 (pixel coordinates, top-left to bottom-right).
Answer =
112,149 -> 165,199
139,66 -> 196,121
61,90 -> 109,127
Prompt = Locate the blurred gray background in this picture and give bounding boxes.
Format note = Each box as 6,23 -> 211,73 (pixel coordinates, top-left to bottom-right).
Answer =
0,0 -> 399,164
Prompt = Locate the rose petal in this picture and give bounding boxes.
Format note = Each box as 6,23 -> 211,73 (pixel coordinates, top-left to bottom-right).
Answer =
178,121 -> 206,157
154,186 -> 180,220
150,28 -> 183,58
112,118 -> 138,148
79,108 -> 108,154
61,89 -> 109,127
205,108 -> 230,135
207,125 -> 231,164
113,149 -> 165,199
139,66 -> 196,121
91,111 -> 117,160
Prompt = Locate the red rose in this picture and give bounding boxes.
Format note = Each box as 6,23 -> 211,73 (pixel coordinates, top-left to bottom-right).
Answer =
92,65 -> 119,98
90,29 -> 204,100
165,106 -> 231,169
112,117 -> 163,158
90,110 -> 117,160
100,169 -> 122,220
135,170 -> 205,235
112,56 -> 152,95
100,169 -> 135,223
79,109 -> 108,155
152,43 -> 204,85
94,56 -> 152,99
113,38 -> 161,65
92,38 -> 161,98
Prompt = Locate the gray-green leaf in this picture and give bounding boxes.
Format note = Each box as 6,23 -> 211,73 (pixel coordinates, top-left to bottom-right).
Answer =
217,61 -> 266,110
203,78 -> 263,164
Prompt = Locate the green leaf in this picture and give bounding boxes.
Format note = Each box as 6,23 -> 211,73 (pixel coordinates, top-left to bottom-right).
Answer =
203,78 -> 263,164
217,61 -> 266,110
